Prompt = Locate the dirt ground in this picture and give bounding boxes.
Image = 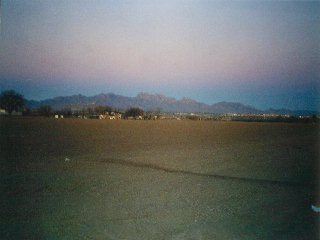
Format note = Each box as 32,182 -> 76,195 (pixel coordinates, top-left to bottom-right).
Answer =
1,117 -> 319,239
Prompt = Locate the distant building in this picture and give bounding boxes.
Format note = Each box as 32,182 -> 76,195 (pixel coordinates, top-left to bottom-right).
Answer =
0,109 -> 8,115
54,115 -> 64,119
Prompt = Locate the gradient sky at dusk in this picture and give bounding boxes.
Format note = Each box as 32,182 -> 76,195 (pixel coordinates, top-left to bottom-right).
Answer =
0,0 -> 319,110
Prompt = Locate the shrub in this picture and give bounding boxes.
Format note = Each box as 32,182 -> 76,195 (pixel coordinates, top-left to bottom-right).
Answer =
124,107 -> 144,118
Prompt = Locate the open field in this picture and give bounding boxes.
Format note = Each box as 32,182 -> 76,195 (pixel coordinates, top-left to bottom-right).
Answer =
1,117 -> 319,239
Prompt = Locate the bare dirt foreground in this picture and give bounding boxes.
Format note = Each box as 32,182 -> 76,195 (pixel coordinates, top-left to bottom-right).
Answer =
1,117 -> 319,239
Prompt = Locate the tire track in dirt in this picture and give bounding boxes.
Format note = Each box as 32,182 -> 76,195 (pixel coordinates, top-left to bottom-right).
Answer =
5,156 -> 314,197
96,157 -> 315,188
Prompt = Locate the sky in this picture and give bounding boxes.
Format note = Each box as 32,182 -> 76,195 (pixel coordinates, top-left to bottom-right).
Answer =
0,0 -> 319,110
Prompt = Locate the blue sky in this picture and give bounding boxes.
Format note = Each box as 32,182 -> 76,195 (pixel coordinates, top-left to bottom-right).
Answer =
0,0 -> 319,110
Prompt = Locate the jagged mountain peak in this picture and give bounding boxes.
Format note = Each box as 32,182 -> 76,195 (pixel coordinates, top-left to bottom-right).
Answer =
180,97 -> 198,103
136,92 -> 176,101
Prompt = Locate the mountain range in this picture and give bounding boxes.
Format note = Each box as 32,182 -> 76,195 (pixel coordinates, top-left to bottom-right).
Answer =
26,92 -> 317,116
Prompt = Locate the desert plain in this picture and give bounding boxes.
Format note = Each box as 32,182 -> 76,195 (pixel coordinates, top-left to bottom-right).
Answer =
1,117 -> 319,239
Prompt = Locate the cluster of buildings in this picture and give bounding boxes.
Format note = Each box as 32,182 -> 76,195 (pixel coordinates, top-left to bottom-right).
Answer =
76,111 -> 122,120
0,109 -> 22,116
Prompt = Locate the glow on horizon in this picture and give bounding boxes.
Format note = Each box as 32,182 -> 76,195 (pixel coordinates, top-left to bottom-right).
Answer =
0,0 -> 319,110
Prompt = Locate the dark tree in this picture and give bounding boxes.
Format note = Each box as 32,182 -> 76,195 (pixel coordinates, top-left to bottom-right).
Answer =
94,105 -> 113,114
124,107 -> 144,118
37,105 -> 52,117
86,107 -> 94,115
59,108 -> 72,117
0,90 -> 25,114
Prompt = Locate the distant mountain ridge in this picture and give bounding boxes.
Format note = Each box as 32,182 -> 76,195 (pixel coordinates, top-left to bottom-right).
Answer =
25,92 -> 317,116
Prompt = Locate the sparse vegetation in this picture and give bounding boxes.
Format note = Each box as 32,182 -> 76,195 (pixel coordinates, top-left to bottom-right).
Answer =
53,107 -> 72,117
94,105 -> 113,114
37,105 -> 52,117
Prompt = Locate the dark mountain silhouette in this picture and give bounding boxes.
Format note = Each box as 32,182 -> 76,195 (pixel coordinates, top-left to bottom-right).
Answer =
25,92 -> 316,115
